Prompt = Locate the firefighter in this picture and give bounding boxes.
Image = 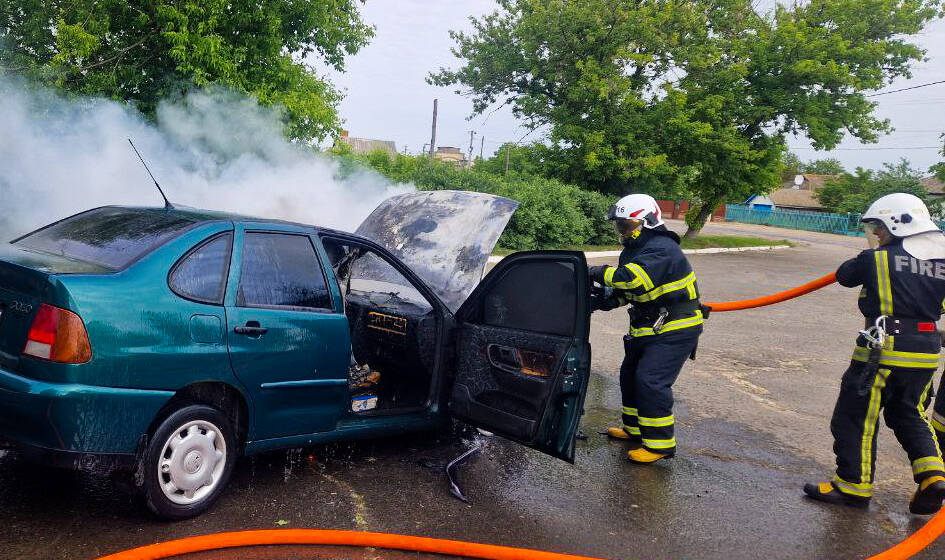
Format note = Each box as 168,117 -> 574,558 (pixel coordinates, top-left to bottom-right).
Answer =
804,193 -> 945,515
588,194 -> 703,464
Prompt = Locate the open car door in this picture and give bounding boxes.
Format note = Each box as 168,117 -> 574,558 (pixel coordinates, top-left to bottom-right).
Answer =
448,251 -> 591,462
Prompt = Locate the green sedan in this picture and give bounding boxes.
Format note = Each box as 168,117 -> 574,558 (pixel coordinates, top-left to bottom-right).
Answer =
0,190 -> 591,519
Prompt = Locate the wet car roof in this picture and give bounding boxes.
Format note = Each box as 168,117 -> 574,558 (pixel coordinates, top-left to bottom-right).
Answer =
104,205 -> 324,231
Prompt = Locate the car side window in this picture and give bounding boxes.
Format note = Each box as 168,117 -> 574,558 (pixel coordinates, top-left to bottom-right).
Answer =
481,260 -> 576,336
238,232 -> 331,310
169,232 -> 233,304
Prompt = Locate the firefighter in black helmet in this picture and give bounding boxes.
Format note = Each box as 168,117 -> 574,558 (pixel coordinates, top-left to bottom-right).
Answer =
805,193 -> 945,515
588,194 -> 703,464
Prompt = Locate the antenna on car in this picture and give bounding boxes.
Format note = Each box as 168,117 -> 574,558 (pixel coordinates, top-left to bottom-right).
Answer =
127,138 -> 174,210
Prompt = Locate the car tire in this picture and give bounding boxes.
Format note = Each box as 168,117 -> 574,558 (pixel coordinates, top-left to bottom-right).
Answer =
143,404 -> 236,520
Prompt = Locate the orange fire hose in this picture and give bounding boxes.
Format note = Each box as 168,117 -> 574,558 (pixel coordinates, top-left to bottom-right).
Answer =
867,506 -> 945,560
93,515 -> 943,560
97,271 -> 945,560
94,529 -> 604,560
703,272 -> 838,312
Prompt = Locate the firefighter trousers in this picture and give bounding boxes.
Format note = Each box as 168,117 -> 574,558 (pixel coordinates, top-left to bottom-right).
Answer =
830,361 -> 944,499
933,378 -> 945,452
619,327 -> 700,454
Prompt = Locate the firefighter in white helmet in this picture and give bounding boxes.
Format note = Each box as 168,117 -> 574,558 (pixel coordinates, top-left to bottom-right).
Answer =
588,194 -> 704,463
805,193 -> 945,515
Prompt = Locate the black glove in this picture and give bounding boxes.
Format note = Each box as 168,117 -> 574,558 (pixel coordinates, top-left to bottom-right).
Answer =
592,294 -> 621,312
699,303 -> 712,320
590,286 -> 620,312
588,265 -> 610,285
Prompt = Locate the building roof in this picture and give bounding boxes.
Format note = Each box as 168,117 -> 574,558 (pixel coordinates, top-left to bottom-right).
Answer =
339,136 -> 397,156
921,176 -> 945,195
433,146 -> 468,165
769,187 -> 823,209
780,174 -> 839,191
767,174 -> 840,210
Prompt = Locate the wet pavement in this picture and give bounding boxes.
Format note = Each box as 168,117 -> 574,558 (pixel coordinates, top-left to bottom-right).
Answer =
0,221 -> 943,560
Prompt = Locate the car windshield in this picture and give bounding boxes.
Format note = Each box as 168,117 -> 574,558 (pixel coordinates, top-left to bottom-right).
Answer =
13,207 -> 199,270
348,252 -> 430,308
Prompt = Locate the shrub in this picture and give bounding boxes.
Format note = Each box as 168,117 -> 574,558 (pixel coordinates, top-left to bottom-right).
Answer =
335,150 -> 613,250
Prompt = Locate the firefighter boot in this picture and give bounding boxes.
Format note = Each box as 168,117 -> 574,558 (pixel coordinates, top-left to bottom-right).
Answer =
606,427 -> 643,449
803,482 -> 870,509
627,448 -> 673,464
909,476 -> 945,515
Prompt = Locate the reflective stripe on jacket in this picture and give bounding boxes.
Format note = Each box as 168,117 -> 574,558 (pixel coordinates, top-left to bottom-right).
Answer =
603,228 -> 703,337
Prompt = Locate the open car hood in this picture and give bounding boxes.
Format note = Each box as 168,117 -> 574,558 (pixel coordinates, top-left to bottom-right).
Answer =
355,190 -> 518,313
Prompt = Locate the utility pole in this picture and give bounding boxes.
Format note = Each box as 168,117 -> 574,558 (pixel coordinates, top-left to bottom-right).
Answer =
467,130 -> 475,170
479,136 -> 485,162
428,99 -> 438,158
505,144 -> 510,175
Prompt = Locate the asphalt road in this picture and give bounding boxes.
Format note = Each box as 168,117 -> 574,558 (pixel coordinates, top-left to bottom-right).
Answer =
0,221 -> 943,560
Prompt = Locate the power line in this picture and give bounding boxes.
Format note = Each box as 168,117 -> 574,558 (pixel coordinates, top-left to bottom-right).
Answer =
866,80 -> 945,97
790,145 -> 941,151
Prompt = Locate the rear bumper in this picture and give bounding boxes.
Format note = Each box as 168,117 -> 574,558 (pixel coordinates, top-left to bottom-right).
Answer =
0,367 -> 174,463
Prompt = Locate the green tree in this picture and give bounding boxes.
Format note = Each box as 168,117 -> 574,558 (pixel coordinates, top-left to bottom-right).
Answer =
816,160 -> 940,215
803,158 -> 846,175
474,142 -> 545,176
0,0 -> 373,140
781,152 -> 804,181
932,134 -> 945,182
430,0 -> 941,236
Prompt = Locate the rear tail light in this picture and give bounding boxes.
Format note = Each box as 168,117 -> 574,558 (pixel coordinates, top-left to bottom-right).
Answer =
23,304 -> 92,363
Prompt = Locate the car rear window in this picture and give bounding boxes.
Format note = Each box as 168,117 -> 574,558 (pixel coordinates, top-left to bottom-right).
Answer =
13,207 -> 199,270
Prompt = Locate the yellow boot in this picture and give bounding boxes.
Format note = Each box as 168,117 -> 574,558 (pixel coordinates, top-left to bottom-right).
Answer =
606,426 -> 630,439
627,447 -> 672,464
606,427 -> 643,448
910,476 -> 945,515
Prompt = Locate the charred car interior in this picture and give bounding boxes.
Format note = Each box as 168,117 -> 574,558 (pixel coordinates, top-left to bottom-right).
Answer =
321,238 -> 438,414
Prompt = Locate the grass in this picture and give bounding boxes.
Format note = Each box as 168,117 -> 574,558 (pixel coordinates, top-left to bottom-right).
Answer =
493,236 -> 791,255
679,235 -> 792,250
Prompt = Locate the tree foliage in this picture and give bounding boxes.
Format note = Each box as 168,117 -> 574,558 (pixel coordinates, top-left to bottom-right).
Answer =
816,160 -> 940,215
474,142 -> 546,177
331,148 -> 615,250
0,0 -> 373,140
932,134 -> 945,183
802,158 -> 847,176
430,0 -> 941,235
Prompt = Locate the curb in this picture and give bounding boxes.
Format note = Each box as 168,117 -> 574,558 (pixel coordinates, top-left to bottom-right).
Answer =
487,244 -> 790,264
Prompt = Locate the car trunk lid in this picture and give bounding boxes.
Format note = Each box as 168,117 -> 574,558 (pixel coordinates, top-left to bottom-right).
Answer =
0,244 -> 106,370
355,190 -> 518,313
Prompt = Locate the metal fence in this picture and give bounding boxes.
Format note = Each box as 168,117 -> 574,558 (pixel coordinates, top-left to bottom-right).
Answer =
725,204 -> 945,236
724,205 -> 865,236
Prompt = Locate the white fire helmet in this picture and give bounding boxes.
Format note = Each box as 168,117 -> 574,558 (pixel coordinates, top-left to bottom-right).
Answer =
607,194 -> 664,229
862,193 -> 945,259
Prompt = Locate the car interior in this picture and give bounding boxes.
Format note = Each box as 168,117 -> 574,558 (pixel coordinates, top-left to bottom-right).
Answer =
320,237 -> 439,415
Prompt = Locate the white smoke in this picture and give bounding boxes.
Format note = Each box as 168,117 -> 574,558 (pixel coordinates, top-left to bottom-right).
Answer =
0,78 -> 413,238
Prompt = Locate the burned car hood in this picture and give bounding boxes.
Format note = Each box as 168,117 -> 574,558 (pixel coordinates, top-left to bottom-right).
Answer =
355,190 -> 518,313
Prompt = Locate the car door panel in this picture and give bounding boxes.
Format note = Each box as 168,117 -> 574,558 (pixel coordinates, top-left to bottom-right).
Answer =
448,251 -> 591,462
450,324 -> 572,439
225,225 -> 350,441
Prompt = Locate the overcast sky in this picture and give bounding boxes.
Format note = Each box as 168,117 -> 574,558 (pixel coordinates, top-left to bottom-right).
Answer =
318,1 -> 945,174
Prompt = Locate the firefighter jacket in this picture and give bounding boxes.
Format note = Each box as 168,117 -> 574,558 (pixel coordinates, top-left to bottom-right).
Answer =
836,240 -> 945,369
602,227 -> 703,337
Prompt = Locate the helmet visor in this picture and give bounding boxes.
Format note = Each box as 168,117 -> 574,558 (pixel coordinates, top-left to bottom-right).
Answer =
863,222 -> 883,249
614,218 -> 643,237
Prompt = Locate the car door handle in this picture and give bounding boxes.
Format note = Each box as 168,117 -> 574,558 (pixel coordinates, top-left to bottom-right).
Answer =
234,324 -> 268,336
